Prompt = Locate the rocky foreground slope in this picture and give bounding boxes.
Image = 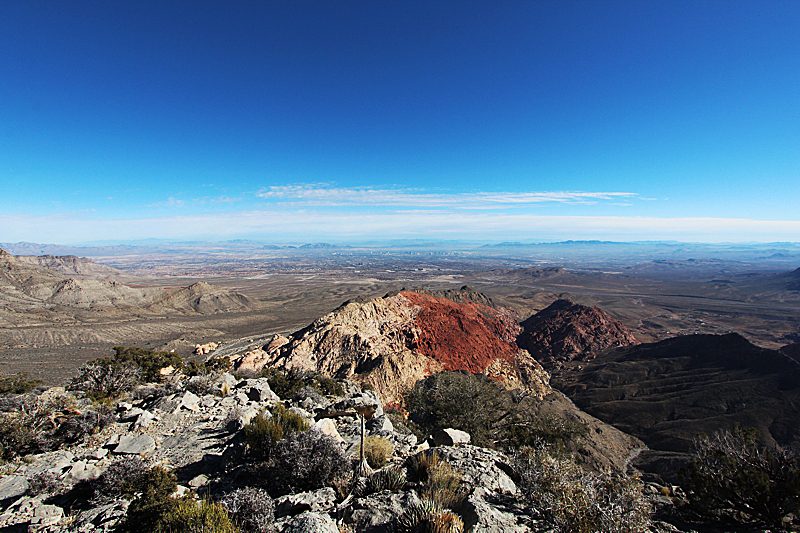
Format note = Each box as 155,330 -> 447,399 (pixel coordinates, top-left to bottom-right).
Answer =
0,369 -> 667,533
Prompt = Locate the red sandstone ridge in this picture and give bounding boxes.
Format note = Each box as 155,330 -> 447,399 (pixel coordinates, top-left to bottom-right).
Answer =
230,287 -> 550,404
517,298 -> 639,366
401,291 -> 519,374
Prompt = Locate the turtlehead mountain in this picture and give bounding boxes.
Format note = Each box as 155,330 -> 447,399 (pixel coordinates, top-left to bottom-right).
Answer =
232,286 -> 550,406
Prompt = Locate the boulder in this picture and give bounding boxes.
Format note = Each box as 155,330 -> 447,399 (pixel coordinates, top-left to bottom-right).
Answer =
239,378 -> 279,402
0,475 -> 28,503
132,409 -> 157,429
178,391 -> 201,412
434,428 -> 470,446
429,445 -> 517,494
461,487 -> 533,533
64,460 -> 102,483
274,487 -> 336,518
311,418 -> 344,443
30,501 -> 64,529
279,511 -> 338,533
113,434 -> 156,455
366,414 -> 394,434
345,491 -> 421,533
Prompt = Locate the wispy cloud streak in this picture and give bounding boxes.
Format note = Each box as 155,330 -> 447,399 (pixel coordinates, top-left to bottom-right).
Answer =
256,184 -> 637,208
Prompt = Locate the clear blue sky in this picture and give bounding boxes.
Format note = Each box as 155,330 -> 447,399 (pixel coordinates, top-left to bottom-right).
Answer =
2,1 -> 799,243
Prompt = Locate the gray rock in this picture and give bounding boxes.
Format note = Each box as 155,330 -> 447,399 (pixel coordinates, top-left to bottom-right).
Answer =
461,487 -> 533,533
30,501 -> 64,529
64,461 -> 102,483
280,511 -> 338,533
228,406 -> 261,431
103,434 -> 120,448
149,394 -> 181,413
429,445 -> 517,494
333,390 -> 384,418
117,407 -> 145,422
132,410 -> 156,429
366,414 -> 394,434
217,372 -> 238,393
188,474 -> 208,488
90,448 -> 109,460
275,487 -> 336,518
240,378 -> 280,402
71,501 -> 129,532
345,491 -> 421,533
0,475 -> 28,502
113,434 -> 156,455
311,418 -> 344,443
434,428 -> 470,446
178,391 -> 201,412
24,450 -> 75,476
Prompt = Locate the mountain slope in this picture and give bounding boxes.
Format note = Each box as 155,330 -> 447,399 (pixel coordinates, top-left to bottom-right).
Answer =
553,333 -> 800,454
232,287 -> 551,405
517,298 -> 640,366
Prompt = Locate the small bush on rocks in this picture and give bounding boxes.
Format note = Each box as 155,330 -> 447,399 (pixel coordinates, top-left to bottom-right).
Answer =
359,435 -> 393,469
263,429 -> 351,496
160,498 -> 238,533
513,446 -> 650,533
363,466 -> 407,495
244,404 -> 309,460
219,486 -> 275,533
261,367 -> 344,399
112,346 -> 184,383
27,470 -> 64,497
406,451 -> 464,510
69,359 -> 142,401
683,426 -> 800,529
114,465 -> 180,532
92,456 -> 150,503
396,499 -> 464,533
0,372 -> 43,395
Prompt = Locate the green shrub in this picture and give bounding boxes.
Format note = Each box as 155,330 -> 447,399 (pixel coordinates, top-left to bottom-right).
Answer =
406,371 -> 587,451
260,367 -> 344,399
406,451 -> 464,510
114,466 -> 180,533
0,412 -> 40,460
69,358 -> 142,401
0,372 -> 43,395
359,436 -> 393,469
363,466 -> 407,494
112,346 -> 183,383
396,499 -> 464,533
27,471 -> 63,497
243,404 -> 309,459
263,429 -> 351,496
160,498 -> 238,533
683,426 -> 800,529
185,356 -> 232,377
513,446 -> 650,533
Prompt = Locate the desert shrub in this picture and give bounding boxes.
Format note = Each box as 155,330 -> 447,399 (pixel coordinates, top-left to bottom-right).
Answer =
112,346 -> 184,383
186,375 -> 216,396
0,372 -> 43,395
406,451 -> 464,509
406,372 -> 586,451
219,486 -> 275,533
92,456 -> 149,503
114,465 -> 180,532
70,358 -> 142,401
159,498 -> 238,533
261,367 -> 344,399
243,404 -> 309,460
263,429 -> 351,496
363,466 -> 407,495
0,413 -> 40,460
683,426 -> 800,529
359,435 -> 393,469
292,386 -> 325,405
396,499 -> 464,533
513,446 -> 650,533
27,470 -> 64,497
55,407 -> 114,445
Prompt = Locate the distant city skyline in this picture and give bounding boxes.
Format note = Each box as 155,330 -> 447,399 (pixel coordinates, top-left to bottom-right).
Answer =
2,1 -> 799,244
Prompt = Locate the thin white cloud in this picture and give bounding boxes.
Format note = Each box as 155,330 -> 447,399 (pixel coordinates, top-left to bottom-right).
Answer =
255,184 -> 637,208
3,211 -> 800,243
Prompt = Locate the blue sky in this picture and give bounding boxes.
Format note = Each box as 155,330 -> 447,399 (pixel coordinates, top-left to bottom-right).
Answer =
2,1 -> 799,243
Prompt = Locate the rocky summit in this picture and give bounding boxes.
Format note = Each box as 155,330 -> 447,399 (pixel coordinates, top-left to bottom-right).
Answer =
231,287 -> 551,405
516,298 -> 640,366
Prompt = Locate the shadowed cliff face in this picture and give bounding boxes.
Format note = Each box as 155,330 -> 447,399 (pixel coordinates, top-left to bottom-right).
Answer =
517,299 -> 640,366
553,333 -> 800,454
233,288 -> 551,405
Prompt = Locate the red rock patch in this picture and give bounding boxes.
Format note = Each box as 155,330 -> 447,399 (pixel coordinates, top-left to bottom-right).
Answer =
400,291 -> 519,374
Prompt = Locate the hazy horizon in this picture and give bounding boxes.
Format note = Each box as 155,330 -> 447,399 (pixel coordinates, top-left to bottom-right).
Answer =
3,2 -> 799,244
